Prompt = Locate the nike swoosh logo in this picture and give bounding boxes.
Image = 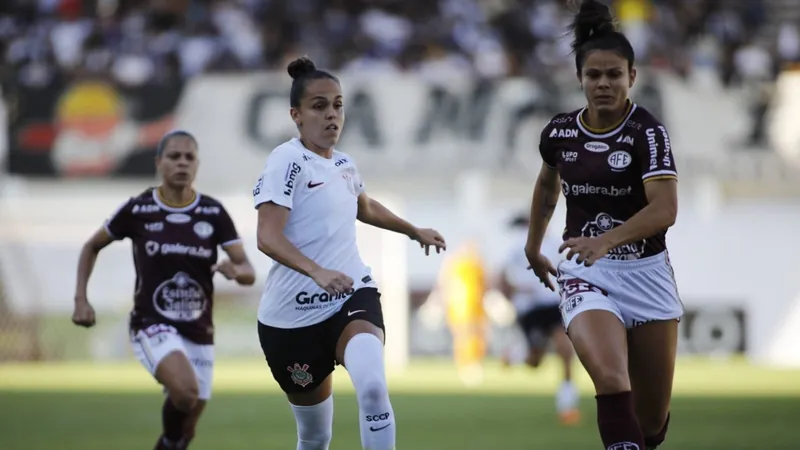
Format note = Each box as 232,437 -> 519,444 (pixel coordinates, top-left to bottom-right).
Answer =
307,181 -> 324,188
369,424 -> 390,432
348,310 -> 366,316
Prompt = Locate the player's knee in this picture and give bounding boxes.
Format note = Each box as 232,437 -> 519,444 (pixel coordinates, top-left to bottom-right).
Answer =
590,366 -> 630,394
355,378 -> 389,408
170,384 -> 199,412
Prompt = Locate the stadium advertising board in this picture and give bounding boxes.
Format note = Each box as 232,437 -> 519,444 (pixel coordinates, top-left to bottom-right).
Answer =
4,79 -> 182,177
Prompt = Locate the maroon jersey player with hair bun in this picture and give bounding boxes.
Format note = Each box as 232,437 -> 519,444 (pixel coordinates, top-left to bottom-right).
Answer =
525,1 -> 681,449
72,130 -> 256,450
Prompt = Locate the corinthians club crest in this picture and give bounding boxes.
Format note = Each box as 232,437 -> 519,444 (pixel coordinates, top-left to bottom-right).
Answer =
287,363 -> 313,387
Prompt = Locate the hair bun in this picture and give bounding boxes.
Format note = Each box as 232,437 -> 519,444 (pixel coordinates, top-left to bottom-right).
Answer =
287,56 -> 317,80
569,0 -> 617,53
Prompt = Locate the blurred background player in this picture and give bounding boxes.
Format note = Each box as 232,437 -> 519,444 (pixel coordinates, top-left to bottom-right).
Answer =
71,130 -> 256,450
254,56 -> 446,450
499,213 -> 579,425
438,239 -> 488,386
527,2 -> 682,449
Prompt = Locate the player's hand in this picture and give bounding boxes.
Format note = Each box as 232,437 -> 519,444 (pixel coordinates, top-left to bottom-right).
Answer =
72,298 -> 96,328
525,251 -> 558,292
309,268 -> 354,295
212,259 -> 239,280
559,236 -> 612,267
411,228 -> 447,255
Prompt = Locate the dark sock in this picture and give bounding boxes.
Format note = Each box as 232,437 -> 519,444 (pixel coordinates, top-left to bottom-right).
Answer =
162,398 -> 190,444
154,435 -> 189,450
153,435 -> 172,450
596,391 -> 645,450
644,412 -> 670,449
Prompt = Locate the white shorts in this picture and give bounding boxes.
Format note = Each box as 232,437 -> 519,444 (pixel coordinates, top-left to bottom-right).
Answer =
557,251 -> 683,330
130,324 -> 215,400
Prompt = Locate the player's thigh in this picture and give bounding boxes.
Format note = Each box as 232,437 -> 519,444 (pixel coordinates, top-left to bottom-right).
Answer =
567,309 -> 630,394
550,325 -> 574,360
627,319 -> 678,435
333,288 -> 386,364
180,337 -> 215,401
131,324 -> 198,403
558,263 -> 630,393
257,320 -> 334,406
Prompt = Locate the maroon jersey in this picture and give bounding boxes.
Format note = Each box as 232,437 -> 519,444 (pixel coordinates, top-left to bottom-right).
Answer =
540,102 -> 677,260
104,188 -> 241,345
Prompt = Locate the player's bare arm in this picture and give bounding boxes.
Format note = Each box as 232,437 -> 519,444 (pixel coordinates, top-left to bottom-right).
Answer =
356,192 -> 446,255
526,164 -> 560,255
214,243 -> 256,285
525,163 -> 560,290
560,178 -> 677,265
72,227 -> 115,327
257,201 -> 353,294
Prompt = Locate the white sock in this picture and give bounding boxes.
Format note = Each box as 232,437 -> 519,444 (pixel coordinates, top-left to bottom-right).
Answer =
344,333 -> 396,450
290,395 -> 334,450
556,380 -> 579,413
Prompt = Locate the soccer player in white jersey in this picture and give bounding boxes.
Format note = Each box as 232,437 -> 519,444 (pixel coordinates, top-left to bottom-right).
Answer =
252,56 -> 446,450
499,213 -> 580,425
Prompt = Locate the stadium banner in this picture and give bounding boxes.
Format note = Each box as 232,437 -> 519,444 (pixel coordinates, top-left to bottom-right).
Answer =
3,71 -> 794,183
4,79 -> 181,177
171,70 -> 797,188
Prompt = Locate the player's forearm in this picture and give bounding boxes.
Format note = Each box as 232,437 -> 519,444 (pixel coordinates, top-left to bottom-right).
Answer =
601,200 -> 677,249
257,233 -> 322,278
234,262 -> 256,286
74,244 -> 100,301
358,198 -> 418,239
526,175 -> 559,254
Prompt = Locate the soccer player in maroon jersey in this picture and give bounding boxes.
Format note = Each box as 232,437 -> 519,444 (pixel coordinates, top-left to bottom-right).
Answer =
71,130 -> 256,450
525,1 -> 681,449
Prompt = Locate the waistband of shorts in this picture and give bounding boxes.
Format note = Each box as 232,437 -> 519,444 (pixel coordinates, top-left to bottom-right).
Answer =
562,251 -> 667,271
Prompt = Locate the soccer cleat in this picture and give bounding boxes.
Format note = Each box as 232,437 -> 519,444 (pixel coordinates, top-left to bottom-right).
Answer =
559,408 -> 581,426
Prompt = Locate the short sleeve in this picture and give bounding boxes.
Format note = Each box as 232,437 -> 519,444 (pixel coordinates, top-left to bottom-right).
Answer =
104,199 -> 134,240
539,122 -> 557,169
214,204 -> 242,248
253,148 -> 305,210
351,158 -> 366,196
638,124 -> 678,183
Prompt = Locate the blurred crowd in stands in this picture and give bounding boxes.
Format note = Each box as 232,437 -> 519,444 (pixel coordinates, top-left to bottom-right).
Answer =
0,0 -> 796,89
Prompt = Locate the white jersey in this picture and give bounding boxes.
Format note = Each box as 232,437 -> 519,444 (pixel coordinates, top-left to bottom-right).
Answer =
503,232 -> 562,314
253,138 -> 376,328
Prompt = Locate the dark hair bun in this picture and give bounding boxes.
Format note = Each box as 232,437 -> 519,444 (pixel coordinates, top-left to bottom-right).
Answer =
569,0 -> 617,53
287,56 -> 317,80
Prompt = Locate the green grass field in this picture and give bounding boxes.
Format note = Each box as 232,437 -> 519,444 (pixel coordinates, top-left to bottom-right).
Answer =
1,357 -> 799,449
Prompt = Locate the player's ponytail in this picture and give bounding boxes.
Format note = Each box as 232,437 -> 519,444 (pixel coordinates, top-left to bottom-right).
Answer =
567,0 -> 635,75
287,56 -> 340,108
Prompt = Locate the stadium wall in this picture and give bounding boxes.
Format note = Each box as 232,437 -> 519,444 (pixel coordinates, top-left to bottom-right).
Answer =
2,70 -> 799,366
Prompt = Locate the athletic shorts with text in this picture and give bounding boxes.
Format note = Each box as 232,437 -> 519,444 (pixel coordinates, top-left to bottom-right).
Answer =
258,287 -> 385,394
557,251 -> 683,330
130,324 -> 215,400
